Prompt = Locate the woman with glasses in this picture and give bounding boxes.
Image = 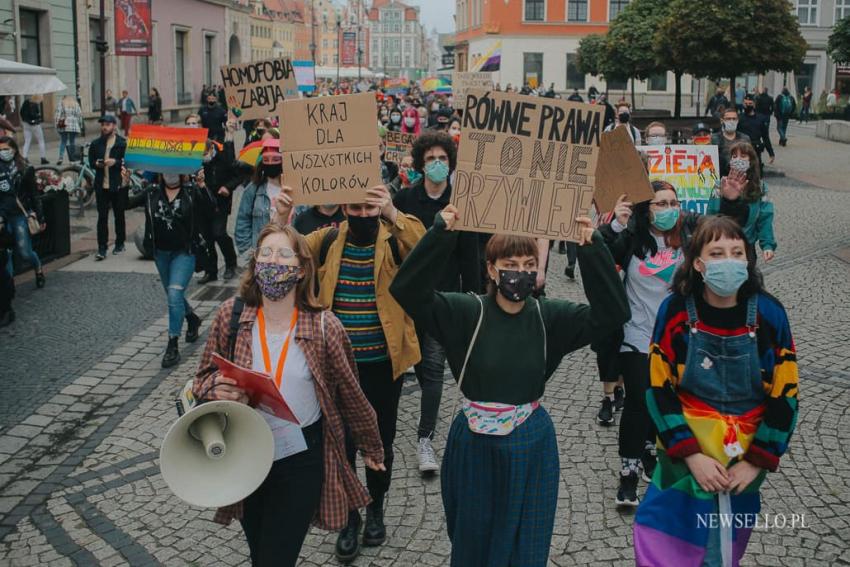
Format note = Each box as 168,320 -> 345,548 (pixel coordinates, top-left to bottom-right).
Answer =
193,223 -> 385,567
599,181 -> 700,508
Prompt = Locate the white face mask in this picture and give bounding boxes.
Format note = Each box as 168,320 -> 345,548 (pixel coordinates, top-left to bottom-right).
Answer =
646,135 -> 666,146
404,117 -> 416,128
723,120 -> 738,132
729,157 -> 750,173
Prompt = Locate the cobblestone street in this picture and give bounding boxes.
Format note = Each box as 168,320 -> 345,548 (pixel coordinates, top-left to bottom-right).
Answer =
0,124 -> 848,566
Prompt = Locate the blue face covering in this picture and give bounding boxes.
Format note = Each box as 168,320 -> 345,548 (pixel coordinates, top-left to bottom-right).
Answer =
406,169 -> 422,185
424,160 -> 449,183
651,207 -> 680,231
702,258 -> 749,297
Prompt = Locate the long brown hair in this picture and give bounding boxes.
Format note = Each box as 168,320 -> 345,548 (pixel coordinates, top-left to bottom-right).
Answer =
239,223 -> 322,311
632,180 -> 684,257
727,140 -> 763,202
672,215 -> 763,299
484,234 -> 538,295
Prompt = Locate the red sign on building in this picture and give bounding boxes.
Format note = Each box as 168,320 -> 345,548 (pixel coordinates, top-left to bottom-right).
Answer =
114,0 -> 152,56
341,31 -> 357,66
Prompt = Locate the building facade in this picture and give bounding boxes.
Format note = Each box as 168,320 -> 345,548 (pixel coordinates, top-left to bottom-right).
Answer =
368,0 -> 426,79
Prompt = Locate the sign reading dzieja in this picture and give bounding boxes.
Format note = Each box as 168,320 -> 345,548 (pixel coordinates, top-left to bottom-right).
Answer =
220,58 -> 299,120
282,92 -> 381,205
452,89 -> 603,241
452,72 -> 494,109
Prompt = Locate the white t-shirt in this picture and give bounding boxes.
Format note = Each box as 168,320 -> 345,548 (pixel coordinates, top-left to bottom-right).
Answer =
252,324 -> 322,459
266,179 -> 281,200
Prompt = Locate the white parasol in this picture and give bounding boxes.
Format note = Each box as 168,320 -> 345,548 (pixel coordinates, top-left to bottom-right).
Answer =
0,58 -> 67,96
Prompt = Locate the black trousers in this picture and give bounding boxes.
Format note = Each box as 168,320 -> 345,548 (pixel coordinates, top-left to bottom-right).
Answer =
240,419 -> 324,567
618,352 -> 656,459
205,212 -> 237,275
345,359 -> 403,504
593,329 -> 623,383
0,249 -> 14,313
95,187 -> 128,250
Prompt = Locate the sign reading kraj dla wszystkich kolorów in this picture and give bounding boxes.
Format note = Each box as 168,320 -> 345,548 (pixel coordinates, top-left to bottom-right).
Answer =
281,92 -> 382,206
452,89 -> 603,242
220,58 -> 299,121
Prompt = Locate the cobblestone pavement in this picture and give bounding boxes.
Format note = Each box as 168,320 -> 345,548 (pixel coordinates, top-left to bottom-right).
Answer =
1,147 -> 849,565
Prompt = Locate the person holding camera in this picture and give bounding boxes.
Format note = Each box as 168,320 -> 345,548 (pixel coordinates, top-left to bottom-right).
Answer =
89,115 -> 127,261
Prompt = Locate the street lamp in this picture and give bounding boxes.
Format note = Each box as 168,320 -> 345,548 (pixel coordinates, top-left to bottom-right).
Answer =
336,14 -> 341,86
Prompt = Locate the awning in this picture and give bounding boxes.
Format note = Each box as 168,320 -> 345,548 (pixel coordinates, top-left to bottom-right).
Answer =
0,59 -> 67,96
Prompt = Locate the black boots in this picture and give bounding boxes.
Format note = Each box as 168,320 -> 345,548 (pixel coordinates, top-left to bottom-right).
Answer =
185,312 -> 202,343
363,501 -> 386,546
162,337 -> 180,368
335,510 -> 362,564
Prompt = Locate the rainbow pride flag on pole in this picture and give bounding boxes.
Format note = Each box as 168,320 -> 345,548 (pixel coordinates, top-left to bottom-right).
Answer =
472,41 -> 502,72
125,125 -> 209,174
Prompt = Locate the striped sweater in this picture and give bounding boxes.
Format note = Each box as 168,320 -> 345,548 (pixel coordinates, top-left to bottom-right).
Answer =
646,291 -> 799,472
332,241 -> 389,363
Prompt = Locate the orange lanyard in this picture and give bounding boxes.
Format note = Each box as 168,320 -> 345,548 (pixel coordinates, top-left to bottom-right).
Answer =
256,307 -> 299,389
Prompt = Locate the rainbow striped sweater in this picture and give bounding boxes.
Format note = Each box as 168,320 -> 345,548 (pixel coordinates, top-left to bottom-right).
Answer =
332,241 -> 389,364
635,292 -> 799,566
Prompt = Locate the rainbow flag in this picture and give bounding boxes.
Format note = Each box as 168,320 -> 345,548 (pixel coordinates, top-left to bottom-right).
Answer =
125,125 -> 209,174
238,140 -> 264,166
472,41 -> 502,72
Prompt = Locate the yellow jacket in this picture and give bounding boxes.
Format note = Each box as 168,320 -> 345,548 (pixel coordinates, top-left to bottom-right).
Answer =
304,213 -> 426,380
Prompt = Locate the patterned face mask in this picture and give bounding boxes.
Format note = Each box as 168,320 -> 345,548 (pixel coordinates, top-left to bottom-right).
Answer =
254,262 -> 302,301
496,269 -> 537,302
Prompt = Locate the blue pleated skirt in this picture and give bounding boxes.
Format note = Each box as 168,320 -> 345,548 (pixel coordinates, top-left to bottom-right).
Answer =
441,406 -> 560,567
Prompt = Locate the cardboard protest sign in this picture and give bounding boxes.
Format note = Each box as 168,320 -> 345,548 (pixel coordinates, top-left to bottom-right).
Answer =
593,125 -> 654,214
452,89 -> 603,241
220,58 -> 299,121
124,125 -> 208,174
281,92 -> 381,206
453,72 -> 494,109
637,145 -> 720,214
384,131 -> 416,164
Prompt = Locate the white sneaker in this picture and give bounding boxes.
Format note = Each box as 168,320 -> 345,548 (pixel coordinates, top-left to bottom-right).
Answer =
417,437 -> 439,473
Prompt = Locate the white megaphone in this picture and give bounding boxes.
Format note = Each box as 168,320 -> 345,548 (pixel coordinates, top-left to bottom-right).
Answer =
160,399 -> 275,508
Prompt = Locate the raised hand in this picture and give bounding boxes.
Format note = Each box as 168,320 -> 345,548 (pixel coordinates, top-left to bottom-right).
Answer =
440,204 -> 459,231
365,185 -> 397,223
575,216 -> 595,246
613,194 -> 633,227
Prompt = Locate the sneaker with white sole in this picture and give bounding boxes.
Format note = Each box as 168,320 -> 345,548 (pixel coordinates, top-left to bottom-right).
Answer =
418,437 -> 439,473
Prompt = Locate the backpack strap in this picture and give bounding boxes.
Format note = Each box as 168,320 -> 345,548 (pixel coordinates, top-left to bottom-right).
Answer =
227,297 -> 245,361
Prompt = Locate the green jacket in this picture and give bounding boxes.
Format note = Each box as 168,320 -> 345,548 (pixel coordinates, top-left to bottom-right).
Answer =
389,214 -> 631,405
706,191 -> 776,252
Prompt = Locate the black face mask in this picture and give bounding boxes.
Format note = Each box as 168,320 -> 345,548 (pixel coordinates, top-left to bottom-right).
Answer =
496,269 -> 537,302
207,101 -> 216,107
347,214 -> 380,244
744,106 -> 755,114
618,112 -> 631,123
263,163 -> 282,178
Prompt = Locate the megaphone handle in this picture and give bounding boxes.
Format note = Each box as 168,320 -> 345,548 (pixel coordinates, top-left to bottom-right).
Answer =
190,413 -> 227,460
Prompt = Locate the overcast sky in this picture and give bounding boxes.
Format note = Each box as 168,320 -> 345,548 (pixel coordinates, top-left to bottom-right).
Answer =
406,0 -> 456,34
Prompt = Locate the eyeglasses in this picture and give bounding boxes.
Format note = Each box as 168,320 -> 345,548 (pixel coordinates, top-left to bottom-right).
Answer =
257,246 -> 296,261
650,200 -> 680,209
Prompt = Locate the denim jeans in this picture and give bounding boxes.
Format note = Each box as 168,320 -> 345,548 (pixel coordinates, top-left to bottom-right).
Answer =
153,249 -> 195,338
777,117 -> 790,142
414,332 -> 447,439
58,131 -> 77,161
3,214 -> 42,273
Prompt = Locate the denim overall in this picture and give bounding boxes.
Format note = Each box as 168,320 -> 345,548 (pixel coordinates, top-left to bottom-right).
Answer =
680,293 -> 766,567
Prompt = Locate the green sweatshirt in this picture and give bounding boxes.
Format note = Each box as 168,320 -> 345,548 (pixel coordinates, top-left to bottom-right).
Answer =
390,214 -> 631,405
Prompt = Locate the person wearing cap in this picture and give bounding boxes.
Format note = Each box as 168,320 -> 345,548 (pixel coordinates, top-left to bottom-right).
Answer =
235,138 -> 284,256
88,114 -> 128,261
691,122 -> 712,145
738,95 -> 775,174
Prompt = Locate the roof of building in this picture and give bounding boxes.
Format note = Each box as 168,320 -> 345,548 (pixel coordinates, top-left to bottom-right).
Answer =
367,0 -> 419,21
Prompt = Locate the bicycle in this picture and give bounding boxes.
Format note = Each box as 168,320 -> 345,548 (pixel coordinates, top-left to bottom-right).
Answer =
59,143 -> 96,214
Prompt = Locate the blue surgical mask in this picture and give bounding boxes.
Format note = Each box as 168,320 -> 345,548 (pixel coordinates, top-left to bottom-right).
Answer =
424,160 -> 449,183
701,258 -> 749,297
651,207 -> 679,231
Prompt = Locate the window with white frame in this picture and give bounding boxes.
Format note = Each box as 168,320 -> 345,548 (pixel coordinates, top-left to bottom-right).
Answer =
568,0 -> 588,22
203,34 -> 215,86
836,0 -> 850,21
525,0 -> 545,22
609,0 -> 629,20
175,29 -> 190,104
797,0 -> 818,25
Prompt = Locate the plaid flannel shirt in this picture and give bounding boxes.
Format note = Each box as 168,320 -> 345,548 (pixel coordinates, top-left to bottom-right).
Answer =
193,297 -> 384,530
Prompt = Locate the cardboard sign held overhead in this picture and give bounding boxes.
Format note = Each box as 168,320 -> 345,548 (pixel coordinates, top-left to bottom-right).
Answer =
453,72 -> 494,109
220,58 -> 300,121
384,131 -> 416,164
281,92 -> 381,206
451,89 -> 603,242
593,125 -> 654,214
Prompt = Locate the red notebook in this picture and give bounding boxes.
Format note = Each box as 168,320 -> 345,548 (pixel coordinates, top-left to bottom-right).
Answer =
212,353 -> 300,424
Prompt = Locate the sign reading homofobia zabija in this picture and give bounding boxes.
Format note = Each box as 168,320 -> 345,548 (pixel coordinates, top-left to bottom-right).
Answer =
220,58 -> 300,120
281,92 -> 381,205
452,90 -> 603,241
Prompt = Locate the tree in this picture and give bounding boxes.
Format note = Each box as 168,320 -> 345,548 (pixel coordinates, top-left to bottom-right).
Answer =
659,0 -> 806,110
603,0 -> 671,108
828,15 -> 850,64
576,34 -> 608,78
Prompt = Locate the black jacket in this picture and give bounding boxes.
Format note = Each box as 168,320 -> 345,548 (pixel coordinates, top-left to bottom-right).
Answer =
706,94 -> 730,116
0,163 -> 42,222
129,182 -> 203,254
198,141 -> 240,216
20,101 -> 43,125
392,179 -> 480,294
198,104 -> 228,141
148,97 -> 162,122
88,134 -> 127,192
755,93 -> 774,117
737,112 -> 774,158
